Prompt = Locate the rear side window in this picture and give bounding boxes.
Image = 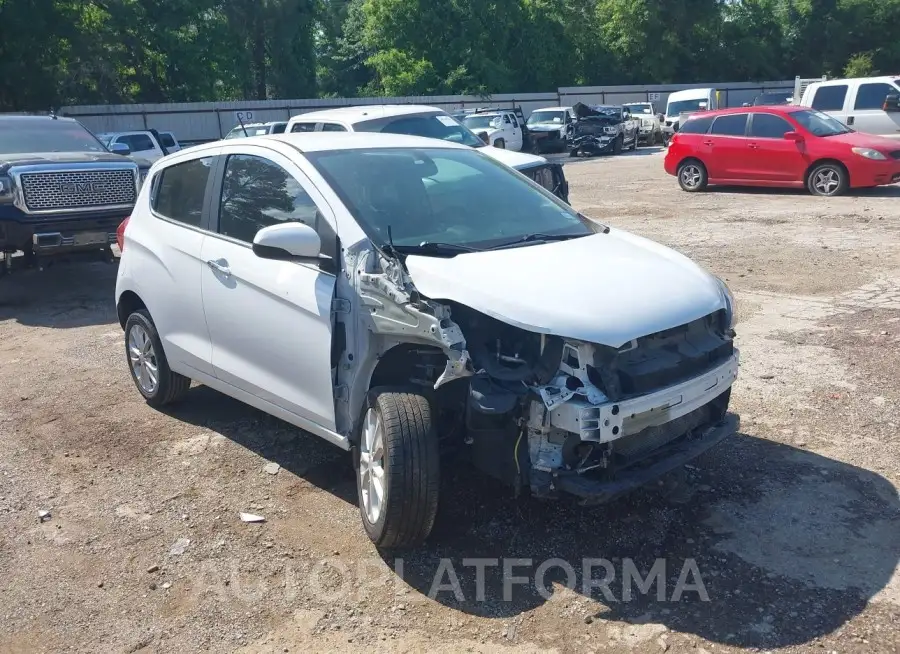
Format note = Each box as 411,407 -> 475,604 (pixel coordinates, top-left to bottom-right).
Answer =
748,113 -> 793,138
710,114 -> 748,136
321,123 -> 347,132
854,83 -> 897,110
271,123 -> 287,134
291,122 -> 316,133
152,157 -> 213,227
158,133 -> 176,148
679,116 -> 713,134
218,154 -> 336,258
811,85 -> 848,111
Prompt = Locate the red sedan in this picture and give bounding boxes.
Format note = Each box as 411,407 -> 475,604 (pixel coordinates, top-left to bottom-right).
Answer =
664,105 -> 900,196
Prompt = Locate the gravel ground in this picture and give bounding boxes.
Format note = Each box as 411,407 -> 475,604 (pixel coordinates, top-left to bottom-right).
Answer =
1,147 -> 899,653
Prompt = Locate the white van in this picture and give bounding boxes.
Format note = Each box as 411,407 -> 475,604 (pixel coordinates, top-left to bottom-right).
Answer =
663,88 -> 720,139
798,76 -> 900,139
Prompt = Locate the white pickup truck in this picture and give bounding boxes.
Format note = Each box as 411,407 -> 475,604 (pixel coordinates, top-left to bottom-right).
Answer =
795,75 -> 900,140
96,130 -> 181,163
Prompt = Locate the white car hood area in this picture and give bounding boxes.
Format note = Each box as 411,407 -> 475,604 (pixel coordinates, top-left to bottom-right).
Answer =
404,229 -> 726,347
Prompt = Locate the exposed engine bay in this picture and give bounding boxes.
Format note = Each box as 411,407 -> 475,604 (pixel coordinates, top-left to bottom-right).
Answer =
339,245 -> 739,503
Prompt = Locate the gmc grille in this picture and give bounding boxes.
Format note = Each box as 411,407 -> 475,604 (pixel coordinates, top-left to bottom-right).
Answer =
20,169 -> 137,212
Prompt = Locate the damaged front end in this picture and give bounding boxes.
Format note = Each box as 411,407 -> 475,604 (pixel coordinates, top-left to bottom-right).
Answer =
348,246 -> 739,505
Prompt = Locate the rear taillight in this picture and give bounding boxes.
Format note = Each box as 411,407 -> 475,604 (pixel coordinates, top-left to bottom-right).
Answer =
116,217 -> 130,252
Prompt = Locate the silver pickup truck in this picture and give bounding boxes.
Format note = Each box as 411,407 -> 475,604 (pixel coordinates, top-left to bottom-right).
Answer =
0,115 -> 146,274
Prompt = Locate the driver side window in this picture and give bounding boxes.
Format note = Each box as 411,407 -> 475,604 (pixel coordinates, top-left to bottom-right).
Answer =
217,154 -> 336,258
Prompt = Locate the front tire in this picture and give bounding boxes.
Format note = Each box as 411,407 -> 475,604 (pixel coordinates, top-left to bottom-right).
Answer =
677,160 -> 708,192
614,135 -> 623,155
355,389 -> 439,549
494,138 -> 506,149
807,162 -> 848,197
124,310 -> 190,407
629,132 -> 637,150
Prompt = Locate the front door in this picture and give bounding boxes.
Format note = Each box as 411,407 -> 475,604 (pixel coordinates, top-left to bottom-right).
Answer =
200,145 -> 339,431
506,113 -> 524,150
743,113 -> 808,182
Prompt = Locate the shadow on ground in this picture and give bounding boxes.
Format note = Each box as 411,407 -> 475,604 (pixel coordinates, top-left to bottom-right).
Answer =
709,184 -> 900,198
161,385 -> 900,650
0,260 -> 118,327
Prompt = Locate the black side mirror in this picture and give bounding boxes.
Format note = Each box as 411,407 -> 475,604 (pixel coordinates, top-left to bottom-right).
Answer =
477,131 -> 490,144
884,93 -> 900,113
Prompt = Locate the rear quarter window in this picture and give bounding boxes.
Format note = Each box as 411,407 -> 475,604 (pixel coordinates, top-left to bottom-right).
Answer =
679,116 -> 713,134
151,157 -> 213,228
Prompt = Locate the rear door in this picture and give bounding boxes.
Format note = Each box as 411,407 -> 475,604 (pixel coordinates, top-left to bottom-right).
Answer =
704,113 -> 749,180
136,151 -> 219,377
847,81 -> 900,138
744,112 -> 807,182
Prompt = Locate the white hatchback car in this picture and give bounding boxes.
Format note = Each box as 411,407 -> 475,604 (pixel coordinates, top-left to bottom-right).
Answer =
115,133 -> 739,548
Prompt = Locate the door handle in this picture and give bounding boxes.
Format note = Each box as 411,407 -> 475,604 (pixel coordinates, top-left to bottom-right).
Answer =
206,259 -> 231,277
748,143 -> 760,149
702,140 -> 714,146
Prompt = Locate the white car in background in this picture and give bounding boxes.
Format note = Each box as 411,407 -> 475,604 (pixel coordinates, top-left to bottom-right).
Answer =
224,121 -> 289,139
622,102 -> 664,145
285,105 -> 568,202
526,106 -> 575,153
459,109 -> 525,150
797,76 -> 900,139
115,132 -> 739,549
97,130 -> 178,163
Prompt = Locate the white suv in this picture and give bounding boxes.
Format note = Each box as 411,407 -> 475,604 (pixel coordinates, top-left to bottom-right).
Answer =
115,132 -> 739,548
284,105 -> 568,203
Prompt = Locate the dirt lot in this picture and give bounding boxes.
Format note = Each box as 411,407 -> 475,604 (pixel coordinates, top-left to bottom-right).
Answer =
1,147 -> 899,654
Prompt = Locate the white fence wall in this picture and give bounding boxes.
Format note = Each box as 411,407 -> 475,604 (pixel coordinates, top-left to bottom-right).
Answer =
58,81 -> 792,143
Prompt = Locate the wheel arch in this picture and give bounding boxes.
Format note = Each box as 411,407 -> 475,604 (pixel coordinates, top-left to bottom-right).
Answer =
116,289 -> 148,329
805,158 -> 850,186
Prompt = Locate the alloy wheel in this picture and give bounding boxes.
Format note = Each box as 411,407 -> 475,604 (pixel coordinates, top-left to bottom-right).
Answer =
359,408 -> 386,524
128,324 -> 159,395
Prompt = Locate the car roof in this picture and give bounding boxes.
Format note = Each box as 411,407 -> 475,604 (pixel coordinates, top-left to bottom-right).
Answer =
0,115 -> 79,124
684,105 -> 804,119
668,88 -> 715,101
532,106 -> 570,111
230,131 -> 472,153
289,105 -> 444,124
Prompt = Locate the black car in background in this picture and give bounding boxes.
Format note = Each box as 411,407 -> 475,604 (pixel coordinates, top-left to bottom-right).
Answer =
567,103 -> 639,157
0,115 -> 143,274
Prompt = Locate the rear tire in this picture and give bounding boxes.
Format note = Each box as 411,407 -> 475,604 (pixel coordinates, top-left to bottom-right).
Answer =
494,138 -> 506,149
677,160 -> 708,192
355,388 -> 439,549
807,162 -> 848,197
124,310 -> 190,407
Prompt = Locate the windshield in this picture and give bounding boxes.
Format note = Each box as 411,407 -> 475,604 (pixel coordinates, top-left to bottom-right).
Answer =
789,109 -> 853,136
462,115 -> 502,130
624,104 -> 652,114
527,111 -> 566,125
306,147 -> 595,251
0,119 -> 108,154
354,112 -> 485,148
667,99 -> 708,117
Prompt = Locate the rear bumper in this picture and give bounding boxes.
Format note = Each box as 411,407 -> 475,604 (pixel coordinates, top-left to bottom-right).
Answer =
548,413 -> 739,504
